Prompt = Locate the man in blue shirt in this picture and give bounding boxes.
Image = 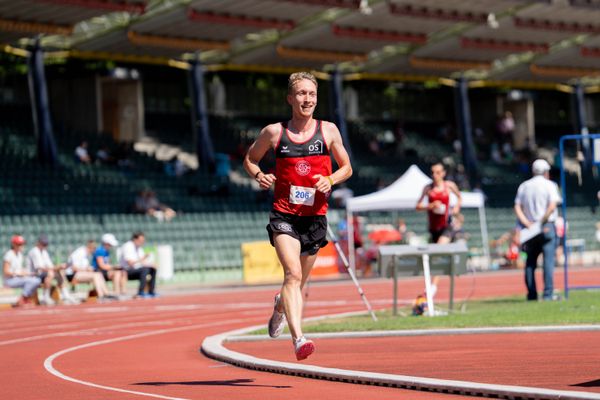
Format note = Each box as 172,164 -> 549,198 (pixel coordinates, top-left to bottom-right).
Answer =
92,234 -> 127,298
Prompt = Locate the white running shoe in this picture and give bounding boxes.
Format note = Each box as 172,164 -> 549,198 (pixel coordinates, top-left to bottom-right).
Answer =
41,295 -> 55,306
62,296 -> 81,305
294,336 -> 315,361
268,293 -> 286,338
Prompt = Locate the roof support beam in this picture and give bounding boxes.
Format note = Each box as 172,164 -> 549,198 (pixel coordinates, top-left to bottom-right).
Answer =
276,45 -> 367,62
410,56 -> 491,71
35,0 -> 147,14
0,18 -> 72,35
460,37 -> 548,53
332,24 -> 426,44
280,0 -> 359,9
530,63 -> 600,77
127,31 -> 229,51
514,17 -> 600,33
187,9 -> 295,30
389,3 -> 487,23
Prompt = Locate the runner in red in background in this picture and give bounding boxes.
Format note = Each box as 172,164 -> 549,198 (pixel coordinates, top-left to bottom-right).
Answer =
416,162 -> 462,244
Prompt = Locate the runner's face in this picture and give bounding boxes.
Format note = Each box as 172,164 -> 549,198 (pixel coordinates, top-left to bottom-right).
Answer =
287,79 -> 317,118
431,165 -> 445,182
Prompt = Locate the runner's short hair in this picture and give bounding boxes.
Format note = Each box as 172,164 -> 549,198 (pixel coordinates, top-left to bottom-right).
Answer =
431,160 -> 446,170
288,72 -> 317,93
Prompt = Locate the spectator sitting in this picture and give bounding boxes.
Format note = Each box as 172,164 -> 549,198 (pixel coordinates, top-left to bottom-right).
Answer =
449,213 -> 468,243
3,235 -> 41,307
119,231 -> 157,298
75,141 -> 92,164
134,189 -> 176,222
115,142 -> 134,171
397,218 -> 416,244
490,228 -> 524,269
27,235 -> 79,305
66,240 -> 115,302
92,234 -> 127,298
96,146 -> 114,165
165,156 -> 189,177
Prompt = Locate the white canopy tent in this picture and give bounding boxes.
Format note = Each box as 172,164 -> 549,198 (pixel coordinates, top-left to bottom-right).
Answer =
345,165 -> 490,270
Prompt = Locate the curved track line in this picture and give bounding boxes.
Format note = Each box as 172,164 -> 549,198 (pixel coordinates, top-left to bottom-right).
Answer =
1,306 -> 267,346
44,319 -> 248,400
202,320 -> 600,400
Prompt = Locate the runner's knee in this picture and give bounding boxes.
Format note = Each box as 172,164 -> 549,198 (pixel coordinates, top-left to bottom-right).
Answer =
284,268 -> 302,285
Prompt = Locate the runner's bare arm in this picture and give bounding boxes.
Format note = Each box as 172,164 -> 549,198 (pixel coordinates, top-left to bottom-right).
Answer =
243,124 -> 279,190
313,121 -> 352,194
448,181 -> 462,214
416,186 -> 429,211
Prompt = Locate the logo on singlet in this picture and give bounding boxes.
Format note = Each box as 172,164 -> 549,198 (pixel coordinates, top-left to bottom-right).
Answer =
308,140 -> 323,154
281,145 -> 290,154
295,160 -> 311,176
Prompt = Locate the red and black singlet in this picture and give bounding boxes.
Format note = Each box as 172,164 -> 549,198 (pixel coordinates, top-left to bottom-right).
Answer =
272,120 -> 332,216
427,182 -> 450,231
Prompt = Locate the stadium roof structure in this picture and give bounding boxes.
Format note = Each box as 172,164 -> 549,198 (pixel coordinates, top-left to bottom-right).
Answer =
3,0 -> 600,87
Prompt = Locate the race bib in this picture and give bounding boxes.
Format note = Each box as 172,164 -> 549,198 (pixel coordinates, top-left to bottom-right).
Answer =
433,204 -> 446,215
289,185 -> 316,206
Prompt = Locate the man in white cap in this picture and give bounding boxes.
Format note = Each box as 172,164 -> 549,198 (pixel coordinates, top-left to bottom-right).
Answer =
514,159 -> 562,301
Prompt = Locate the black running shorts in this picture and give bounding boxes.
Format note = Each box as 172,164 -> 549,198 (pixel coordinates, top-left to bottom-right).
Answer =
267,210 -> 328,255
430,225 -> 452,244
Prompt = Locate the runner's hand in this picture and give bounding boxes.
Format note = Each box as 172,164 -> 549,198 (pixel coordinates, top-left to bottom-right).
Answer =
313,174 -> 331,194
257,172 -> 276,190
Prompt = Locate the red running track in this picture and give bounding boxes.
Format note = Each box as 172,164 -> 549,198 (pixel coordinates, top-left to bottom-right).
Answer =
0,267 -> 598,400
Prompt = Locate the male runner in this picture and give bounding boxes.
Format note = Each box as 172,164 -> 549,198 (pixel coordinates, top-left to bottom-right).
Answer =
416,162 -> 462,243
243,72 -> 352,360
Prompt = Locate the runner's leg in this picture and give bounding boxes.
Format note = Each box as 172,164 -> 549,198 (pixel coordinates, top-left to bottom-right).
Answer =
273,233 -> 304,341
300,253 -> 318,289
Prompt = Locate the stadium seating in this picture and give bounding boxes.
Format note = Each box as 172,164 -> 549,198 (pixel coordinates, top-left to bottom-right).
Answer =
1,118 -> 598,284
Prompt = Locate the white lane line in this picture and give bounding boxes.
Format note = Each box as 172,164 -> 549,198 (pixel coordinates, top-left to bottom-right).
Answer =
44,319 -> 249,400
0,320 -> 176,346
0,308 -> 263,346
229,324 -> 600,342
0,303 -> 236,335
0,300 -> 373,343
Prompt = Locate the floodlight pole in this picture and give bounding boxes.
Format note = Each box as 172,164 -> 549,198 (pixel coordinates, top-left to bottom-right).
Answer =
27,37 -> 58,166
573,83 -> 591,168
329,67 -> 352,159
189,52 -> 215,173
454,77 -> 479,188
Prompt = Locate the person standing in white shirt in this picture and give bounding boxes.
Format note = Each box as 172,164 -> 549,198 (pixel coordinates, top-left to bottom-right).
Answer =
119,231 -> 157,298
27,235 -> 78,305
3,235 -> 41,307
514,159 -> 562,301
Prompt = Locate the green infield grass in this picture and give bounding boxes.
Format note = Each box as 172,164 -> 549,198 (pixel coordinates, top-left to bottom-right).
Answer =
252,291 -> 600,335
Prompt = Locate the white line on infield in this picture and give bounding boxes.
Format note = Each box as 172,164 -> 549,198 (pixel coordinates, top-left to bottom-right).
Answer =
201,315 -> 600,400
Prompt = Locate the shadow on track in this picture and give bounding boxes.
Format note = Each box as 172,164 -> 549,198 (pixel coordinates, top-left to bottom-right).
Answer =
572,379 -> 600,388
